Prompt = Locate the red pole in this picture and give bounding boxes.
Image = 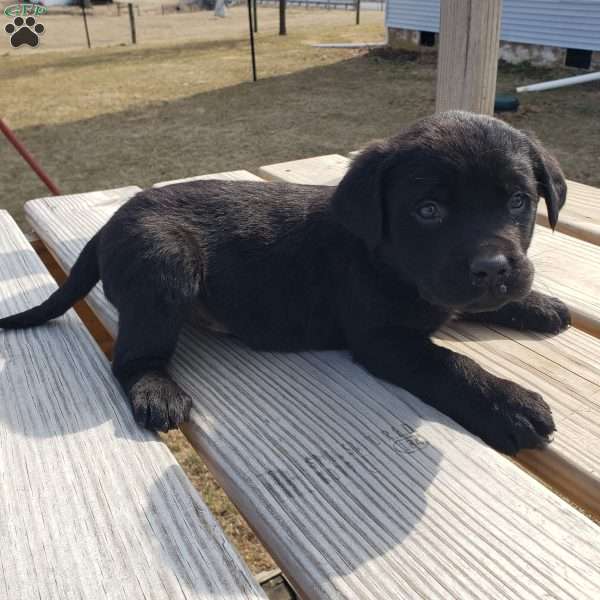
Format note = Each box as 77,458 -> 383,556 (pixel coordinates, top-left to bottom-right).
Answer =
0,117 -> 61,195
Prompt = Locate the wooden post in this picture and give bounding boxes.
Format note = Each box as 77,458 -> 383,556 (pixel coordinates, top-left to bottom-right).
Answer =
253,0 -> 258,33
355,0 -> 360,25
128,3 -> 137,45
435,0 -> 502,115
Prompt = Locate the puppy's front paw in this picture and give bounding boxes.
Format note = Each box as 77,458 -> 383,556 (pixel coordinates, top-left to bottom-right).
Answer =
129,371 -> 192,432
475,380 -> 555,455
522,294 -> 571,334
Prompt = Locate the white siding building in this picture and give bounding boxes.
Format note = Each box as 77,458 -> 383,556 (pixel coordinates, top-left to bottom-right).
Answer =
386,0 -> 600,66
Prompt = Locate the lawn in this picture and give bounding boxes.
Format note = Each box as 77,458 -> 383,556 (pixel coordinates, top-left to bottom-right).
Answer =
2,3 -> 600,574
3,5 -> 599,231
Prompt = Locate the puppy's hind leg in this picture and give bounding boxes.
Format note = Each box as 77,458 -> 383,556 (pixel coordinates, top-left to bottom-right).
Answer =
112,297 -> 191,432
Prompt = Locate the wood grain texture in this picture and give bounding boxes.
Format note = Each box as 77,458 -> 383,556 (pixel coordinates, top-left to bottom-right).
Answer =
24,180 -> 600,599
153,170 -> 264,188
258,155 -> 349,185
434,322 -> 600,519
530,227 -> 600,337
537,179 -> 600,246
0,210 -> 266,600
258,155 -> 600,515
435,0 -> 502,114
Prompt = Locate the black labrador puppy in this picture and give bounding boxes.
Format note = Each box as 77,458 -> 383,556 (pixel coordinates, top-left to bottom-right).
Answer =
1,111 -> 570,454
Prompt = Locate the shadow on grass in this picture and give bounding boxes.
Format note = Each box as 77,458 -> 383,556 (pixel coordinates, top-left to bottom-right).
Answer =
0,53 -> 437,227
3,42 -> 600,229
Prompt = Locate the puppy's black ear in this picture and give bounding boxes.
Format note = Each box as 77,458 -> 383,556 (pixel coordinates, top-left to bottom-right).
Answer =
525,131 -> 567,230
330,142 -> 391,248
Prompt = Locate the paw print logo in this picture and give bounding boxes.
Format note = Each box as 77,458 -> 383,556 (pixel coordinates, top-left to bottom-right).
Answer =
5,16 -> 45,48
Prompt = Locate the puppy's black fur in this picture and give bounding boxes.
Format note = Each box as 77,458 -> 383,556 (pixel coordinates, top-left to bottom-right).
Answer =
1,111 -> 570,454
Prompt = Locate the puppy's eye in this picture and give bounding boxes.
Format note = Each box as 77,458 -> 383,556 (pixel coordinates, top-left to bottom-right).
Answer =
414,201 -> 444,223
508,192 -> 528,213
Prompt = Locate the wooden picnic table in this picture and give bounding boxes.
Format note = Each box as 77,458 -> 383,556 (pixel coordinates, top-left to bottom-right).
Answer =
260,154 -> 600,505
0,211 -> 266,600
2,152 -> 599,599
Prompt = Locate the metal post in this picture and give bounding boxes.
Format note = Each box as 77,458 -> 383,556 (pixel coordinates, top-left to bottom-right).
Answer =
355,0 -> 360,25
80,0 -> 91,49
247,0 -> 257,81
128,3 -> 137,45
279,0 -> 286,35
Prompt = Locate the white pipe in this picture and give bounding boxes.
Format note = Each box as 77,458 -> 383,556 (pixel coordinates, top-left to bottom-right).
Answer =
516,71 -> 600,93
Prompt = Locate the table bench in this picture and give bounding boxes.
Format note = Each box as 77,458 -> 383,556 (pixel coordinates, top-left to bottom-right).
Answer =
0,211 -> 266,600
3,153 -> 597,598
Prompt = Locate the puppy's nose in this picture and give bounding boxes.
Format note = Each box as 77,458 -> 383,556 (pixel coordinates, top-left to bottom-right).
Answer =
470,254 -> 510,286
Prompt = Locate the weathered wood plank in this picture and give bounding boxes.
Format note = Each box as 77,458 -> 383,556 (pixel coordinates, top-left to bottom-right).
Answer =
530,227 -> 600,336
154,170 -> 264,188
257,155 -> 600,514
435,0 -> 502,114
537,179 -> 600,246
258,155 -> 349,185
434,323 -> 600,518
25,183 -> 600,599
0,211 -> 266,600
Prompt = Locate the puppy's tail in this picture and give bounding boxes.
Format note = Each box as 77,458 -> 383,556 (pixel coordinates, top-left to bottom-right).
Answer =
0,233 -> 101,330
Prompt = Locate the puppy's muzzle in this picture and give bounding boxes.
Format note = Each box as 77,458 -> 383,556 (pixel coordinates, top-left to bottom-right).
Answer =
470,253 -> 510,295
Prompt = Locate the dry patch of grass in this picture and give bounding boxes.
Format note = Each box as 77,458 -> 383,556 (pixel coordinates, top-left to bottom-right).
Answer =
1,7 -> 385,127
2,11 -> 599,231
497,62 -> 600,185
1,7 -> 390,229
3,3 -> 380,56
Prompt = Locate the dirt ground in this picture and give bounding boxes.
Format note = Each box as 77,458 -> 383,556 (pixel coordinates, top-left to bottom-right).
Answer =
2,3 -> 600,575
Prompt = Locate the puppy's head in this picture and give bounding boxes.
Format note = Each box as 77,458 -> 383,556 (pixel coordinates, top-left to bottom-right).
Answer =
331,111 -> 566,312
